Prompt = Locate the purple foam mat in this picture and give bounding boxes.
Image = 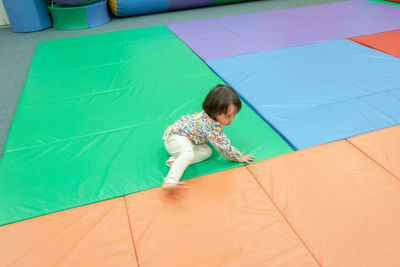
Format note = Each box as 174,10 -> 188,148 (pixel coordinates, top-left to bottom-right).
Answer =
168,0 -> 400,61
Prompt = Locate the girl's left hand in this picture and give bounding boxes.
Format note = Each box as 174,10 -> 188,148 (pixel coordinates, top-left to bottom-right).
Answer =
238,153 -> 255,164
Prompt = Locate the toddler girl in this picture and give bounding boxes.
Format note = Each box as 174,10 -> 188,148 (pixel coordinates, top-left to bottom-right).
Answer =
162,84 -> 254,193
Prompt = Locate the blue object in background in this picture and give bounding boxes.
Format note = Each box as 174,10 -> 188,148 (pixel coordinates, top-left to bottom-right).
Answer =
117,0 -> 169,16
86,0 -> 110,28
208,39 -> 400,150
3,0 -> 52,32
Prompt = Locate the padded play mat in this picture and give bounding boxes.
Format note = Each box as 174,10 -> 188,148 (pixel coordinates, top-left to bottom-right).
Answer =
1,0 -> 400,266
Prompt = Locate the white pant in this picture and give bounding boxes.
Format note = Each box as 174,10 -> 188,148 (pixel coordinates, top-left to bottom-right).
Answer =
164,135 -> 212,184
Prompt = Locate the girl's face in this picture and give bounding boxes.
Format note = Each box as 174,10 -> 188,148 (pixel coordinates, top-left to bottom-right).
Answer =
215,104 -> 237,126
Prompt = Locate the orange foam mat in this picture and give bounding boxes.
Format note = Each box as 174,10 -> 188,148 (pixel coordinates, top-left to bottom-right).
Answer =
247,140 -> 400,267
125,167 -> 318,267
347,125 -> 400,179
0,198 -> 138,267
349,30 -> 400,58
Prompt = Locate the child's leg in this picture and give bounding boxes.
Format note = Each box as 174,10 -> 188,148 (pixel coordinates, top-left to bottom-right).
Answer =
164,135 -> 196,184
192,143 -> 212,164
166,143 -> 211,167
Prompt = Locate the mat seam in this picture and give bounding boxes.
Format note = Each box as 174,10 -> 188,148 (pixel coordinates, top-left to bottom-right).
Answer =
4,119 -> 169,154
36,34 -> 173,57
245,165 -> 322,267
123,197 -> 140,267
345,139 -> 400,182
20,87 -> 129,107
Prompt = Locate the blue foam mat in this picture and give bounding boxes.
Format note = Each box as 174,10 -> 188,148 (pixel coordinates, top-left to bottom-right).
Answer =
208,39 -> 400,149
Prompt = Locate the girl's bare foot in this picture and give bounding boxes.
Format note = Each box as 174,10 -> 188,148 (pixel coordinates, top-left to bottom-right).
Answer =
162,182 -> 188,194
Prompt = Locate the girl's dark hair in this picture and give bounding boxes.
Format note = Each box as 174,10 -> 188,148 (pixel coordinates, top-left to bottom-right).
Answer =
202,84 -> 242,119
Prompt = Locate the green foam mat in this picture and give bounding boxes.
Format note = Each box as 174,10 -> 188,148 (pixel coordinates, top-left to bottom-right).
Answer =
0,26 -> 293,226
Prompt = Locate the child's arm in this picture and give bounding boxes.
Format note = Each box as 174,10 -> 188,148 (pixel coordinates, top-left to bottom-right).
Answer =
206,127 -> 254,163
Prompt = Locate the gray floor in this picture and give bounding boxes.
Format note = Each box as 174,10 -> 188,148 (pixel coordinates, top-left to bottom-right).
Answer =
0,0 -> 341,158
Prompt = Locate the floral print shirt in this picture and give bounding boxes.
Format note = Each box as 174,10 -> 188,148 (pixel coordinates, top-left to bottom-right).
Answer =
163,111 -> 241,161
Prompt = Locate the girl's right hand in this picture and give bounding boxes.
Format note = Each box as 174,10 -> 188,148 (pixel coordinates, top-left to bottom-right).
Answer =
238,153 -> 255,164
